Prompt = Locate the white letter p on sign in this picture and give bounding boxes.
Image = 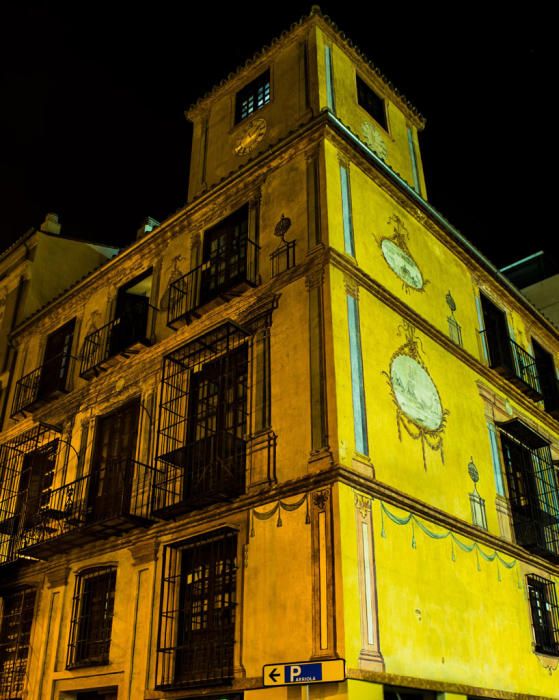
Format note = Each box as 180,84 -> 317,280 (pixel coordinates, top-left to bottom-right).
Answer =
290,666 -> 301,682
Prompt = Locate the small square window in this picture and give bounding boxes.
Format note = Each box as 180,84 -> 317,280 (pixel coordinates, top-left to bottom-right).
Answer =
356,75 -> 387,131
235,70 -> 271,123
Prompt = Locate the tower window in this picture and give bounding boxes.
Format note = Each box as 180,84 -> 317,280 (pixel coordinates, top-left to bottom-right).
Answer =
526,575 -> 559,656
356,75 -> 387,131
67,566 -> 117,668
235,70 -> 271,123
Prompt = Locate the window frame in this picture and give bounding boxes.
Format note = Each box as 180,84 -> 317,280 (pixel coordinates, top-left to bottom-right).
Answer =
156,527 -> 239,688
67,566 -> 117,669
356,74 -> 388,132
526,574 -> 559,656
234,69 -> 271,124
0,587 -> 36,699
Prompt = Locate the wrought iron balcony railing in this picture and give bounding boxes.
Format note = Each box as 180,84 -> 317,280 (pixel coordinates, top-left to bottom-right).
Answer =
480,331 -> 542,400
11,351 -> 72,417
512,509 -> 559,562
168,239 -> 259,327
80,308 -> 156,379
153,432 -> 247,517
17,458 -> 156,559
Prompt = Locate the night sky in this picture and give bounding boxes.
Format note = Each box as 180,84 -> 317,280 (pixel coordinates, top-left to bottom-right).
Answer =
1,3 -> 553,269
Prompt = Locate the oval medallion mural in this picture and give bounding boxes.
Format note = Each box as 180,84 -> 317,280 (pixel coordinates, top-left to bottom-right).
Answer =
390,354 -> 443,431
381,239 -> 424,290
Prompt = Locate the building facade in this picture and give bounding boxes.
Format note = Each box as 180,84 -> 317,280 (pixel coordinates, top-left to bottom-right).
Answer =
1,8 -> 559,700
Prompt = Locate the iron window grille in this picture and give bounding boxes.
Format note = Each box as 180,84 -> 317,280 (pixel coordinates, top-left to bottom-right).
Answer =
156,528 -> 238,688
0,424 -> 61,566
0,588 -> 36,700
356,75 -> 388,131
235,70 -> 270,123
526,574 -> 559,656
67,566 -> 117,668
498,422 -> 559,561
154,323 -> 250,517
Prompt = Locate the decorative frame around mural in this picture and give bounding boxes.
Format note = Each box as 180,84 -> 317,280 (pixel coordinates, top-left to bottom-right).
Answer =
377,214 -> 429,293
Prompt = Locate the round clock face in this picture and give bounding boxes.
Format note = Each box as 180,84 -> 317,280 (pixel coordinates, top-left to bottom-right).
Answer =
381,239 -> 423,290
234,118 -> 267,156
390,354 -> 443,431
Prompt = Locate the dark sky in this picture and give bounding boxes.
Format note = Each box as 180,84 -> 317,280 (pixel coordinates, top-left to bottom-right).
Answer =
0,3 -> 553,269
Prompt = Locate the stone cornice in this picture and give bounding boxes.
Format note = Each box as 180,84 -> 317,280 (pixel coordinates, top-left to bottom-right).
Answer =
7,464 -> 558,587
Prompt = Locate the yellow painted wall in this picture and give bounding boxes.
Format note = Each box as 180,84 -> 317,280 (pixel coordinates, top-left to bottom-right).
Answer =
315,28 -> 426,197
338,483 -> 559,696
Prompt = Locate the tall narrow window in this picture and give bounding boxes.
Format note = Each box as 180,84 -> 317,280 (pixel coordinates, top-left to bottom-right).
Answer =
532,339 -> 559,417
80,270 -> 153,378
12,319 -> 75,416
235,70 -> 270,123
527,575 -> 559,656
67,567 -> 117,668
157,529 -> 237,688
356,76 -> 387,131
154,324 -> 256,517
88,399 -> 140,523
479,294 -> 540,399
0,588 -> 36,699
499,421 -> 559,560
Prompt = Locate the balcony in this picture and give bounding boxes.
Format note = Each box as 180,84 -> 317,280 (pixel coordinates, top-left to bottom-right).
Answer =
153,432 -> 246,518
80,309 -> 155,379
512,510 -> 559,563
168,239 -> 259,327
11,352 -> 72,417
17,458 -> 156,559
480,331 -> 542,400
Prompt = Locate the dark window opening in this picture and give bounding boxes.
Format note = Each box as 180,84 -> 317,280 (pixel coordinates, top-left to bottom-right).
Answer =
154,331 -> 249,515
67,567 -> 117,668
499,426 -> 559,560
356,75 -> 387,131
480,294 -> 541,399
235,70 -> 270,123
87,399 -> 140,523
201,206 -> 250,304
15,440 -> 58,532
81,269 -> 154,378
0,588 -> 35,699
527,574 -> 559,656
157,529 -> 237,688
167,206 -> 259,327
384,687 -> 436,700
532,339 -> 559,417
11,320 -> 75,416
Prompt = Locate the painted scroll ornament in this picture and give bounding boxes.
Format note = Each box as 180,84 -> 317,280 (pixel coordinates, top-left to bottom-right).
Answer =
379,214 -> 428,293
